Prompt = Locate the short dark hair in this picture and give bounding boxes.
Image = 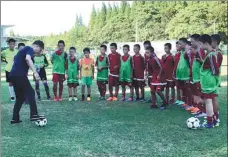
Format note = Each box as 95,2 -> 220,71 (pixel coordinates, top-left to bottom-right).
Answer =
58,40 -> 65,46
164,43 -> 172,49
110,43 -> 117,49
190,34 -> 201,41
179,38 -> 188,43
134,44 -> 140,49
211,34 -> 221,45
33,40 -> 44,49
123,44 -> 130,50
176,41 -> 179,44
69,47 -> 76,51
186,41 -> 191,46
146,46 -> 154,52
143,40 -> 151,46
18,43 -> 25,48
83,47 -> 90,53
100,45 -> 107,50
199,34 -> 212,45
8,38 -> 16,43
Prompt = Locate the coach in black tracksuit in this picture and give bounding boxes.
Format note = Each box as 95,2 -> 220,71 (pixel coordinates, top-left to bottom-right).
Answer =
10,40 -> 46,124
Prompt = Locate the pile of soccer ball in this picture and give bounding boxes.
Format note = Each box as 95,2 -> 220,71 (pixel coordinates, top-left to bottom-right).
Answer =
186,117 -> 200,129
35,117 -> 48,127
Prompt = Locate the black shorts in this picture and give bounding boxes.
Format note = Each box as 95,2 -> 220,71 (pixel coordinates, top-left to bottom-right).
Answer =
5,71 -> 11,82
33,68 -> 47,81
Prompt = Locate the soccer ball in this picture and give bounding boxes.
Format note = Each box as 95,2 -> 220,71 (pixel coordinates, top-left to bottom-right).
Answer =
35,117 -> 47,127
186,117 -> 200,129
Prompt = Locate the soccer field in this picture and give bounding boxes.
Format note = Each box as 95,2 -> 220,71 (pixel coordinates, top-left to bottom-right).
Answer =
1,65 -> 227,157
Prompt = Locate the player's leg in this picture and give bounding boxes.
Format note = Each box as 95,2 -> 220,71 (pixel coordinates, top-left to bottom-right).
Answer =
43,80 -> 50,100
86,77 -> 92,101
97,81 -> 102,99
102,82 -> 107,99
134,81 -> 140,100
52,74 -> 58,101
6,71 -> 15,101
11,77 -> 25,123
35,80 -> 41,101
113,77 -> 119,101
81,85 -> 85,101
68,83 -> 73,101
58,74 -> 64,101
127,83 -> 133,101
73,84 -> 78,101
150,85 -> 157,108
165,83 -> 170,104
139,81 -> 145,101
200,98 -> 214,128
170,81 -> 175,104
156,86 -> 167,110
107,76 -> 114,101
212,97 -> 219,126
120,82 -> 126,101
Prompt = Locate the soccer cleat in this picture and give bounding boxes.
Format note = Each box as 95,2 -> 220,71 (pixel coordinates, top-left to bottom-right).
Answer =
30,115 -> 45,121
186,106 -> 194,111
180,103 -> 188,108
195,112 -> 207,118
140,98 -> 146,102
146,99 -> 152,103
174,100 -> 180,104
54,96 -> 58,102
68,97 -> 73,101
10,97 -> 15,102
58,97 -> 63,101
10,120 -> 22,124
127,97 -> 133,102
107,97 -> 113,101
135,98 -> 140,101
120,97 -> 126,102
100,97 -> 106,100
191,109 -> 201,115
199,123 -> 214,129
87,97 -> 91,101
150,105 -> 158,109
214,119 -> 220,127
74,97 -> 78,101
160,106 -> 165,110
112,97 -> 118,101
98,97 -> 102,100
191,107 -> 200,113
177,101 -> 185,106
47,96 -> 51,100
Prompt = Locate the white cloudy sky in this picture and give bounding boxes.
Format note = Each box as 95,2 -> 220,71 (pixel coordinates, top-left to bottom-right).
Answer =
1,1 -> 128,36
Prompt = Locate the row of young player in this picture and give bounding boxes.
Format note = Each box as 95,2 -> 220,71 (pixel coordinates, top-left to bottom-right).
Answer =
45,34 -> 222,129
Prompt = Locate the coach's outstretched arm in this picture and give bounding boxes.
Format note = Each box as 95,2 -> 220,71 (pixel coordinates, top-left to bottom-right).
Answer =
26,54 -> 40,81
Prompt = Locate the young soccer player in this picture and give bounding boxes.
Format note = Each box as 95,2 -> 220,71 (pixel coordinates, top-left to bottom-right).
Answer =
199,34 -> 221,128
33,41 -> 51,101
145,46 -> 167,110
119,45 -> 134,101
132,44 -> 145,101
162,43 -> 175,104
10,42 -> 46,124
176,38 -> 192,109
173,41 -> 184,105
190,34 -> 206,117
107,43 -> 121,101
96,45 -> 109,100
80,48 -> 94,101
1,38 -> 17,101
143,41 -> 152,103
51,40 -> 67,101
210,34 -> 223,126
65,47 -> 79,101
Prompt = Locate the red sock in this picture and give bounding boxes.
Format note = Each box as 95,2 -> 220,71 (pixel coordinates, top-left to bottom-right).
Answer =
59,82 -> 63,97
207,116 -> 213,125
102,83 -> 106,97
53,83 -> 57,97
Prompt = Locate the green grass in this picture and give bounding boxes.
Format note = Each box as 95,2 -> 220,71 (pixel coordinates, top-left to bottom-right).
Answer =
1,64 -> 227,157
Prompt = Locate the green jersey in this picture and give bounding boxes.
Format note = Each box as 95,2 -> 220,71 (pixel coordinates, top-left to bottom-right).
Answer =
34,54 -> 49,68
120,55 -> 132,82
96,55 -> 108,81
176,50 -> 190,80
52,52 -> 67,74
67,57 -> 79,84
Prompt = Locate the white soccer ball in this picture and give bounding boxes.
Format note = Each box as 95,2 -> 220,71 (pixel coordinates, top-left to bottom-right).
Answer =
35,117 -> 47,127
186,117 -> 200,129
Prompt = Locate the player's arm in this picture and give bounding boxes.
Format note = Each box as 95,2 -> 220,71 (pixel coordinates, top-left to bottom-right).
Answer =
79,59 -> 82,79
130,57 -> 134,79
209,54 -> 219,76
1,50 -> 7,63
43,54 -> 49,67
92,59 -> 95,79
65,59 -> 68,79
25,53 -> 40,80
155,57 -> 163,79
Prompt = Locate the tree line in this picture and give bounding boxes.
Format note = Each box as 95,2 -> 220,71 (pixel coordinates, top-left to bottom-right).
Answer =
25,1 -> 227,52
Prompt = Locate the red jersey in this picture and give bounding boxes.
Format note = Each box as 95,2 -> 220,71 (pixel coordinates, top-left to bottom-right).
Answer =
108,52 -> 121,76
162,54 -> 175,81
203,51 -> 221,75
133,54 -> 145,80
